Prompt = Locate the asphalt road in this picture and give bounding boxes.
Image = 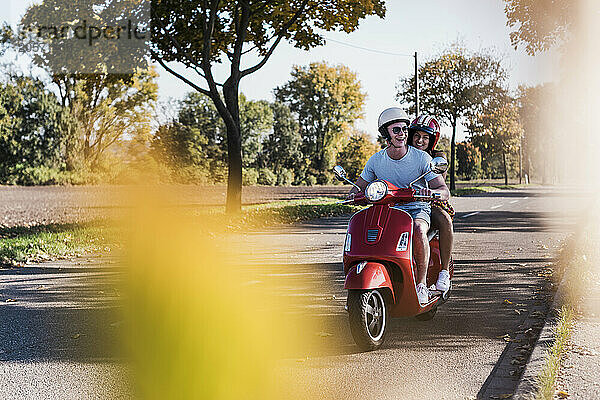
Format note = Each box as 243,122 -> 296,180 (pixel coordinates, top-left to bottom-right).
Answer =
235,187 -> 587,400
0,186 -> 588,399
0,257 -> 132,399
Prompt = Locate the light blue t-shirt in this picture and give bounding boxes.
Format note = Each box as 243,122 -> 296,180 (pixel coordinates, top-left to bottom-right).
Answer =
360,146 -> 438,208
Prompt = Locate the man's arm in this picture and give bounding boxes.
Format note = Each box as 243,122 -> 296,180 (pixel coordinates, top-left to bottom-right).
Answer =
422,175 -> 450,200
346,176 -> 370,198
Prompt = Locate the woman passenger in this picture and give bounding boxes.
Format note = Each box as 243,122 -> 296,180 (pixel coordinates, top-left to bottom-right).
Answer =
408,115 -> 454,292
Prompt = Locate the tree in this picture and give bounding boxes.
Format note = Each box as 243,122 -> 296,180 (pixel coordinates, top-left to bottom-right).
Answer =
0,76 -> 74,183
336,132 -> 378,182
435,135 -> 451,157
470,102 -> 523,185
274,62 -> 366,182
150,1 -> 385,212
238,95 -> 273,168
13,1 -> 158,171
178,92 -> 226,165
397,43 -> 507,190
151,122 -> 214,183
259,102 -> 302,176
456,141 -> 482,180
504,0 -> 573,55
66,69 -> 158,170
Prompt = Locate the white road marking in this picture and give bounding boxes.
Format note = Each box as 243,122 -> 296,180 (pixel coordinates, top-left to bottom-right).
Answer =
490,204 -> 503,209
509,200 -> 519,204
461,211 -> 480,219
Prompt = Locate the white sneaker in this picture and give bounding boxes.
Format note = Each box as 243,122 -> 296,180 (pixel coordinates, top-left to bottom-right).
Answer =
436,269 -> 451,292
416,283 -> 429,305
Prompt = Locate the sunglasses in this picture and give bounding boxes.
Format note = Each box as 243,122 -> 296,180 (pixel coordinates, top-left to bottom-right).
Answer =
391,126 -> 409,134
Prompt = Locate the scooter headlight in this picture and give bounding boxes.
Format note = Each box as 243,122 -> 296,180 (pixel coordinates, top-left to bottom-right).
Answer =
365,181 -> 388,202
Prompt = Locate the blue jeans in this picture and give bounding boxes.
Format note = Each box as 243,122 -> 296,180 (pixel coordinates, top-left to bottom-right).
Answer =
393,202 -> 431,226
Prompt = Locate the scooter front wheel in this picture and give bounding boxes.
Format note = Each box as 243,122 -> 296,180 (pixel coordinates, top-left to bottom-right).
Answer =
348,289 -> 388,351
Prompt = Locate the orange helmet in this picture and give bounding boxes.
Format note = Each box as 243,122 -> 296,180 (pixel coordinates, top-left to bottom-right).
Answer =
408,114 -> 441,153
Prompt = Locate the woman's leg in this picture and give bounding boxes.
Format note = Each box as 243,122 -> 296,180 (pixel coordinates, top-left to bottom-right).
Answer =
431,206 -> 453,271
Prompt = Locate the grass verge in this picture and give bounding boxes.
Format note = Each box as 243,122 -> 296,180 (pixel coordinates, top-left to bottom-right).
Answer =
451,183 -> 537,196
0,198 -> 361,267
534,305 -> 576,400
451,186 -> 501,196
532,211 -> 600,398
0,221 -> 119,267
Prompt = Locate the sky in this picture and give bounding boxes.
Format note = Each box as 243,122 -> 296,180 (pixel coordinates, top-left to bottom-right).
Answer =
2,1 -> 560,141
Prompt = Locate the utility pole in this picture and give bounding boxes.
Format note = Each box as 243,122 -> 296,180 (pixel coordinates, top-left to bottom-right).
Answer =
414,51 -> 419,117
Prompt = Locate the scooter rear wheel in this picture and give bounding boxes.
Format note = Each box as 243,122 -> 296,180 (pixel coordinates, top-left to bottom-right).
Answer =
348,289 -> 387,351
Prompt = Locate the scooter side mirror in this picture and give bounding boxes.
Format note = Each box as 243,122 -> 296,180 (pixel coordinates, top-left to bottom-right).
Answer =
333,165 -> 348,181
333,165 -> 362,191
430,157 -> 448,174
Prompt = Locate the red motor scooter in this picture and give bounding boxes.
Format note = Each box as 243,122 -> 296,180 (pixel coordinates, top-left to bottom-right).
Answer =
333,157 -> 454,351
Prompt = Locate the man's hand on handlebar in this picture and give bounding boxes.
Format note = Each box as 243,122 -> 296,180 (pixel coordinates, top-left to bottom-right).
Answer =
416,188 -> 442,200
417,188 -> 433,197
345,190 -> 358,200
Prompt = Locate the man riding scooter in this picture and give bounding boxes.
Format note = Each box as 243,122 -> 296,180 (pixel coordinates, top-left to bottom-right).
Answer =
346,107 -> 450,304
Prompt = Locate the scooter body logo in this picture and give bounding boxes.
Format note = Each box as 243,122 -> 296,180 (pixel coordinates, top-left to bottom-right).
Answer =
396,232 -> 409,251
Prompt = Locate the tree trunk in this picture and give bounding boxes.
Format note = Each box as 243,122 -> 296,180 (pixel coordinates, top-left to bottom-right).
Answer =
450,121 -> 456,191
519,138 -> 522,184
223,82 -> 243,214
502,150 -> 508,186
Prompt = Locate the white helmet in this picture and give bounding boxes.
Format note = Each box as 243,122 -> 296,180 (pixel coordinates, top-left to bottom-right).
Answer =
378,107 -> 410,139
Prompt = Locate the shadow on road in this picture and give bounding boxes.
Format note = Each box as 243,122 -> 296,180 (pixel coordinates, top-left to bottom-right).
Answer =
0,265 -> 125,363
454,210 -> 575,233
274,257 -> 551,359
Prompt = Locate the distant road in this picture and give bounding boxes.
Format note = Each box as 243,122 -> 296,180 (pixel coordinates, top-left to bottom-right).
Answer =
0,181 -> 528,227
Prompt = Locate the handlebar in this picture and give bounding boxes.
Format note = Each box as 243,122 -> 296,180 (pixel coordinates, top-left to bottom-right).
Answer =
343,190 -> 441,205
413,192 -> 441,201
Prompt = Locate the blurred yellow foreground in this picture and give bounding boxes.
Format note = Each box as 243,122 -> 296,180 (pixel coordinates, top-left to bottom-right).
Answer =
117,186 -> 310,399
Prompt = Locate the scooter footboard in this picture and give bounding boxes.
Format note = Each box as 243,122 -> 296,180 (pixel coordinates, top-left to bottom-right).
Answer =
344,262 -> 394,302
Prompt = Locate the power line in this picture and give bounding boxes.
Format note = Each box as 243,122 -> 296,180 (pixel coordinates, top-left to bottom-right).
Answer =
322,36 -> 414,57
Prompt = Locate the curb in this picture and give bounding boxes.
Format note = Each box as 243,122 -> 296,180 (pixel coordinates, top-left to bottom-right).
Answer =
513,274 -> 568,399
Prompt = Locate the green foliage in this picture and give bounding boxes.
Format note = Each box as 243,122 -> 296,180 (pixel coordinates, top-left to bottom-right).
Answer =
259,102 -> 303,173
64,69 -> 158,170
336,132 -> 378,182
0,221 -> 116,267
257,168 -> 277,186
504,0 -> 572,55
456,141 -> 482,180
304,175 -> 317,186
276,168 -> 295,186
151,122 -> 212,184
434,135 -> 451,156
243,168 -> 259,186
13,2 -> 158,170
178,92 -> 226,163
0,76 -> 75,184
15,0 -> 148,75
470,101 -> 523,184
151,1 -> 385,65
275,61 -> 366,177
239,95 -> 274,168
153,92 -> 277,184
228,198 -> 362,230
535,305 -> 575,400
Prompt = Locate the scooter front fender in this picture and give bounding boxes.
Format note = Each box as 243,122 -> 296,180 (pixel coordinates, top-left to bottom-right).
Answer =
344,262 -> 394,302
